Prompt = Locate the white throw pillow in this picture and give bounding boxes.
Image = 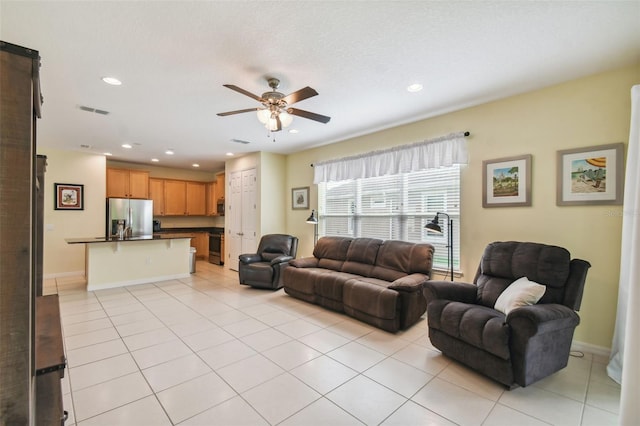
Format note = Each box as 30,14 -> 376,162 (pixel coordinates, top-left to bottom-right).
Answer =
494,276 -> 546,315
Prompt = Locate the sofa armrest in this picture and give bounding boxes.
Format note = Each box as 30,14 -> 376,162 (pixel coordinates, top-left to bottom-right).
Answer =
388,274 -> 428,292
507,304 -> 580,338
270,255 -> 293,266
239,253 -> 261,264
423,280 -> 477,305
289,257 -> 319,268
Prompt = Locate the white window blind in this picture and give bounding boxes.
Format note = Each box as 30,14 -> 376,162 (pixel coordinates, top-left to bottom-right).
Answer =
318,165 -> 461,272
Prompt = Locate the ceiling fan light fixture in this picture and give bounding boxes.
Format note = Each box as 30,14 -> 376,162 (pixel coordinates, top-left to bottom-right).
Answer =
256,108 -> 270,124
279,111 -> 293,127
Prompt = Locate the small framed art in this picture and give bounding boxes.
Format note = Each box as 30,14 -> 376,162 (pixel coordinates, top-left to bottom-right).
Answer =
54,183 -> 84,210
483,154 -> 532,208
556,143 -> 624,206
292,186 -> 310,210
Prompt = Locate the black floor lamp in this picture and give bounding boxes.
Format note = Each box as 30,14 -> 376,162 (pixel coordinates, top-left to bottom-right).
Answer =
425,212 -> 454,281
306,209 -> 318,245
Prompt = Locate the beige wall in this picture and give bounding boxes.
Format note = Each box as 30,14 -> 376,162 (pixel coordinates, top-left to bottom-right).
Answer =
285,63 -> 640,350
259,152 -> 287,236
39,148 -> 107,276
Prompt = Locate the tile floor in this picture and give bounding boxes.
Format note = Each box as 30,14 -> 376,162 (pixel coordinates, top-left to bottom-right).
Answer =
44,261 -> 621,426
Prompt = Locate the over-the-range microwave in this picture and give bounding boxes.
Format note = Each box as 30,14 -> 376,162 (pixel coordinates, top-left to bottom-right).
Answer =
217,198 -> 225,215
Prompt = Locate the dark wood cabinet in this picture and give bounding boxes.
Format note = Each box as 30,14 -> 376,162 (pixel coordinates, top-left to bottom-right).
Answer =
1,41 -> 66,425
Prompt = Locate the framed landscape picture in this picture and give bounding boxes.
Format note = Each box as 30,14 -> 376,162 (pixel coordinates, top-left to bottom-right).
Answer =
54,183 -> 84,210
556,143 -> 624,206
483,154 -> 532,208
292,186 -> 310,210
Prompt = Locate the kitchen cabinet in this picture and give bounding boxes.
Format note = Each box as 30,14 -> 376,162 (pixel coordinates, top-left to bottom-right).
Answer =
149,178 -> 165,216
206,173 -> 225,216
163,179 -> 206,216
186,182 -> 206,216
193,232 -> 209,259
107,168 -> 149,199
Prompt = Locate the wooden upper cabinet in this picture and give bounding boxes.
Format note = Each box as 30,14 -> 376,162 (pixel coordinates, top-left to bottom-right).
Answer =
149,178 -> 165,216
164,180 -> 187,215
106,168 -> 149,199
206,181 -> 217,216
186,182 -> 206,216
216,173 -> 225,199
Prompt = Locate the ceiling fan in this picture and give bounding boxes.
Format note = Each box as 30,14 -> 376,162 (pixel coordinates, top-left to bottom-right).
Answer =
217,78 -> 331,132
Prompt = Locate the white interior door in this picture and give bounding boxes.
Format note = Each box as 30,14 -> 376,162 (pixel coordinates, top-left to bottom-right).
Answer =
227,168 -> 257,271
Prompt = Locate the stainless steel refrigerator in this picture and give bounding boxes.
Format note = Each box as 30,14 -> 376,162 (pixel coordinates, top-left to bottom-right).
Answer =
106,198 -> 153,238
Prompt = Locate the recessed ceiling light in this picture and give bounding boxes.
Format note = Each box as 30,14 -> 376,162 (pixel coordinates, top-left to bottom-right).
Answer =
151,158 -> 159,162
104,152 -> 113,156
407,83 -> 423,93
192,163 -> 200,168
289,129 -> 299,134
121,143 -> 132,149
102,76 -> 122,86
165,149 -> 174,155
226,152 -> 234,156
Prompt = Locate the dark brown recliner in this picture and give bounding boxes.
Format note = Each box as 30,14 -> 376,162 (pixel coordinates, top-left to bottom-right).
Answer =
423,241 -> 590,388
238,234 -> 298,289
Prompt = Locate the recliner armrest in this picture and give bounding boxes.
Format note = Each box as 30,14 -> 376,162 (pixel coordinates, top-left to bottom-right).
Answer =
289,257 -> 319,268
239,253 -> 262,264
388,274 -> 428,292
507,303 -> 579,337
423,280 -> 477,305
270,255 -> 293,266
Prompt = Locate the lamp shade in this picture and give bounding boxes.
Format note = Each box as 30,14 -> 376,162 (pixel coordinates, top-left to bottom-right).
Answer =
306,209 -> 318,224
425,215 -> 442,233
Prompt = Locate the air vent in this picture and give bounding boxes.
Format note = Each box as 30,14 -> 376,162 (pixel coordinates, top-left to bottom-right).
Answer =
231,139 -> 251,144
79,105 -> 110,115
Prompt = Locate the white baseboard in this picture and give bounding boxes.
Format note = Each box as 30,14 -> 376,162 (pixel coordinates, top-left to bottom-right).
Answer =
44,270 -> 85,280
572,340 -> 611,359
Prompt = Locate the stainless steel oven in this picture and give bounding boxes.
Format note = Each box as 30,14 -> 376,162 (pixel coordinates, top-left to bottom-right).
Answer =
208,232 -> 224,265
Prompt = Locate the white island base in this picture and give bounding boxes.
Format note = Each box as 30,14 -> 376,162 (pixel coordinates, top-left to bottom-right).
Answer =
81,237 -> 192,291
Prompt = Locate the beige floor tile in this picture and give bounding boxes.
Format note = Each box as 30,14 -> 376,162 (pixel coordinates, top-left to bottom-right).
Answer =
499,385 -> 584,426
291,355 -> 358,395
77,395 -> 171,426
381,400 -> 456,426
327,341 -> 387,372
142,353 -> 212,392
263,340 -> 322,370
326,375 -> 406,425
216,354 -> 284,393
179,395 -> 268,426
364,357 -> 434,398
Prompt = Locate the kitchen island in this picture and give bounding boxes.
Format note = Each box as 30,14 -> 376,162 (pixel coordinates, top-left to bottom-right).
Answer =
66,235 -> 192,291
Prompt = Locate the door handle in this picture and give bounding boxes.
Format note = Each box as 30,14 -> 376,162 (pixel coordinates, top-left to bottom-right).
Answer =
237,232 -> 244,236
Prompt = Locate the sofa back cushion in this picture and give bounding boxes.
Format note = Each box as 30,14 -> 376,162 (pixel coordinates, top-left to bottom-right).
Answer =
475,241 -> 571,307
342,238 -> 383,276
313,236 -> 353,270
371,240 -> 434,281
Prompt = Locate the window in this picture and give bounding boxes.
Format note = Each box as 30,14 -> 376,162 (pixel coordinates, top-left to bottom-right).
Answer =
318,165 -> 460,272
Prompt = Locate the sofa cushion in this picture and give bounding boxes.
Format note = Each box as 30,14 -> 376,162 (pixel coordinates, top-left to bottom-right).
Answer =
314,271 -> 360,306
428,299 -> 511,360
313,236 -> 353,271
371,240 -> 434,281
342,238 -> 383,276
343,278 -> 399,321
477,242 -> 571,307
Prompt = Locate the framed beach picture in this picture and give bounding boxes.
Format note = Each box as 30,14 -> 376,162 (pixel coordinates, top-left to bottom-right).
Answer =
54,183 -> 84,210
483,154 -> 532,208
292,187 -> 310,210
556,143 -> 624,206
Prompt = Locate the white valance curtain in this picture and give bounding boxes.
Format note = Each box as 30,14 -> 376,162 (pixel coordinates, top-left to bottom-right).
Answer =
313,132 -> 468,184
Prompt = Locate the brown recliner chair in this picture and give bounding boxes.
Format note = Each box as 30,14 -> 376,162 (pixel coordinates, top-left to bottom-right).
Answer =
423,241 -> 590,388
238,234 -> 298,289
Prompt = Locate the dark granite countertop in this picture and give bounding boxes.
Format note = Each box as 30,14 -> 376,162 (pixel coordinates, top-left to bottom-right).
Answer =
154,227 -> 224,234
65,235 -> 193,244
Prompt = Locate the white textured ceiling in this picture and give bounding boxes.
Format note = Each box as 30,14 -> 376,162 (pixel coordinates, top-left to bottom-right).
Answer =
1,1 -> 639,170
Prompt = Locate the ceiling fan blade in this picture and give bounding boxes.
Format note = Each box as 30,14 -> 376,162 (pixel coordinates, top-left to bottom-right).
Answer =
282,87 -> 318,105
223,84 -> 263,102
217,108 -> 259,117
287,108 -> 331,124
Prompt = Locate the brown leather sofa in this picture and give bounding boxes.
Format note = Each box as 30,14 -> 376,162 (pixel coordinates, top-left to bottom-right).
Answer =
282,236 -> 435,332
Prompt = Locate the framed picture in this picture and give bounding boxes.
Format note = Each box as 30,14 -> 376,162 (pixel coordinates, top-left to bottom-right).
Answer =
556,143 -> 624,206
292,186 -> 310,210
54,183 -> 84,210
483,154 -> 532,207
